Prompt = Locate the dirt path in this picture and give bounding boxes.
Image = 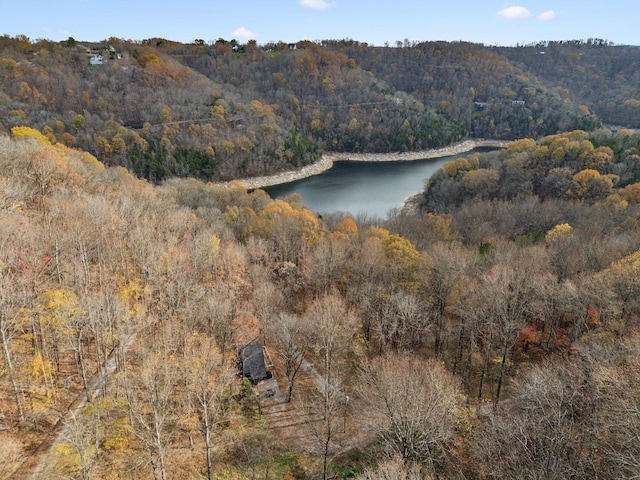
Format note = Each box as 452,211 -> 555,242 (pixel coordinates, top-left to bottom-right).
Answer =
255,354 -> 359,457
255,378 -> 320,453
13,329 -> 139,479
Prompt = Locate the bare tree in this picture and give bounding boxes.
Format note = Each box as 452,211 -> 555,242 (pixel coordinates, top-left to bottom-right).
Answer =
268,312 -> 311,402
0,269 -> 26,423
474,360 -> 596,479
421,242 -> 467,356
55,410 -> 100,480
62,303 -> 93,405
184,334 -> 235,480
358,354 -> 461,472
125,349 -> 178,480
590,338 -> 640,479
485,261 -> 535,405
83,288 -> 128,398
309,233 -> 351,295
0,213 -> 43,423
302,294 -> 358,480
471,246 -> 539,403
355,456 -> 432,480
299,376 -> 348,480
374,290 -> 431,353
249,264 -> 284,326
307,294 -> 358,405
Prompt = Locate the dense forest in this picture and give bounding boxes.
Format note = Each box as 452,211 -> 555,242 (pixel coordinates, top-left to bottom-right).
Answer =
2,123 -> 640,478
2,32 -> 640,479
498,39 -> 640,128
2,35 -> 638,184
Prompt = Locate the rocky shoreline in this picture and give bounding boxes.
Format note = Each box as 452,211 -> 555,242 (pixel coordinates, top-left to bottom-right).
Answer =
232,139 -> 509,190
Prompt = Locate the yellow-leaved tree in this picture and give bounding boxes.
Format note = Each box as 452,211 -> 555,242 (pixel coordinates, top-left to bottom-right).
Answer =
366,226 -> 422,287
598,249 -> 640,332
545,223 -> 573,244
39,288 -> 92,402
253,198 -> 324,263
335,216 -> 358,241
571,169 -> 615,200
43,398 -> 130,480
545,223 -> 578,281
11,126 -> 51,145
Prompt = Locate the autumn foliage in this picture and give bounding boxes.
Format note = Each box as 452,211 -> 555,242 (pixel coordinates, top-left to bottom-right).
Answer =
1,84 -> 640,479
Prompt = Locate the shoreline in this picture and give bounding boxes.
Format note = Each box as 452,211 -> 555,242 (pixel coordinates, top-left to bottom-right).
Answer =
232,139 -> 510,190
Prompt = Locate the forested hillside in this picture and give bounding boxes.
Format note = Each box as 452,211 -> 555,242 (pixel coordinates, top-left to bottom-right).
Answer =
329,39 -> 600,138
2,125 -> 640,479
498,40 -> 640,128
422,128 -> 640,212
3,35 -> 638,184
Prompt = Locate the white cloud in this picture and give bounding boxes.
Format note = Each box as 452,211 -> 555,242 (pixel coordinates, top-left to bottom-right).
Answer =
231,27 -> 256,40
300,0 -> 335,10
538,10 -> 557,21
498,6 -> 532,19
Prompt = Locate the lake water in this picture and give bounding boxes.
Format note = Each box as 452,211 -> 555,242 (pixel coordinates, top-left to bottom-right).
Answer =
264,147 -> 495,219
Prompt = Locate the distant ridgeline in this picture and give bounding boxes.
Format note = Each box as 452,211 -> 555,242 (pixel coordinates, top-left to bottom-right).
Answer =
1,35 -> 637,183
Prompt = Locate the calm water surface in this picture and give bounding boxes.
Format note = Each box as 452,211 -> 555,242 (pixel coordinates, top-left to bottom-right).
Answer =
264,147 -> 494,219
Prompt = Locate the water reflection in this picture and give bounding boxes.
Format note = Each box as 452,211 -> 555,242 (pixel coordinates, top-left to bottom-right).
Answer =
264,148 -> 495,219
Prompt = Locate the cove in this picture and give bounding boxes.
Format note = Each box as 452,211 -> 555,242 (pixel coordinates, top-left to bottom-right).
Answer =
263,147 -> 497,219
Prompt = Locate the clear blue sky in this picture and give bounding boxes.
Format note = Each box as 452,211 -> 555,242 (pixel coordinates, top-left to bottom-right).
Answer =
2,0 -> 638,47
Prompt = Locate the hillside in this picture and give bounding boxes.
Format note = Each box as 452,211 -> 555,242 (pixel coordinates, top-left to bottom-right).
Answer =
3,35 -> 636,184
1,125 -> 640,479
421,129 -> 640,213
497,40 -> 640,128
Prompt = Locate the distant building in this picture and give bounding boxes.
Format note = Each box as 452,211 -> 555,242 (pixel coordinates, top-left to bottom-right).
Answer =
512,100 -> 526,106
89,54 -> 103,65
474,102 -> 488,110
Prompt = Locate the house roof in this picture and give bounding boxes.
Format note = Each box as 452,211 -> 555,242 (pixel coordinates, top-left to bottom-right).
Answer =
242,344 -> 268,383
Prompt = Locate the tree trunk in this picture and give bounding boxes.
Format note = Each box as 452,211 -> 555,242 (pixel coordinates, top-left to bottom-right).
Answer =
453,320 -> 466,375
154,415 -> 167,480
203,407 -> 213,480
287,381 -> 293,403
1,328 -> 24,422
322,438 -> 330,480
494,342 -> 510,406
75,329 -> 92,404
433,301 -> 446,356
478,324 -> 493,399
464,337 -> 474,400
